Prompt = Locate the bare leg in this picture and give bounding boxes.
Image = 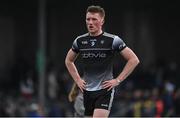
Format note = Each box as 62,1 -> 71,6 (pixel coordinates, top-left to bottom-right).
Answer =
93,108 -> 110,118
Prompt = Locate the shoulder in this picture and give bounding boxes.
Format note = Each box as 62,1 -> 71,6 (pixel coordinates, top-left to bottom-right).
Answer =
75,33 -> 89,40
103,32 -> 124,44
103,32 -> 119,39
72,33 -> 89,46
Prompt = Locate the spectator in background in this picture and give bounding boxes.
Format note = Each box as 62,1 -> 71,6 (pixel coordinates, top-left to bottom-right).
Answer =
174,88 -> 180,116
26,103 -> 43,117
20,72 -> 34,100
47,68 -> 58,101
68,82 -> 84,117
163,80 -> 175,116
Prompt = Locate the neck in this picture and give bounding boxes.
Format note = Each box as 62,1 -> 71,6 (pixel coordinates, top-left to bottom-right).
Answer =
89,30 -> 103,36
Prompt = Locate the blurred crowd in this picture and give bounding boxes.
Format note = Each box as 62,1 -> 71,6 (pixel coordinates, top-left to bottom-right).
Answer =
111,60 -> 180,117
0,60 -> 179,117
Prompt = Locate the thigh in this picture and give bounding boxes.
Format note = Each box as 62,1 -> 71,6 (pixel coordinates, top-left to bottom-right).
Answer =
95,88 -> 115,111
93,108 -> 110,118
83,90 -> 95,116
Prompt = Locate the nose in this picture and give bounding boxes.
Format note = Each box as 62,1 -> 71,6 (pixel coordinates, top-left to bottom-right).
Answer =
87,19 -> 93,25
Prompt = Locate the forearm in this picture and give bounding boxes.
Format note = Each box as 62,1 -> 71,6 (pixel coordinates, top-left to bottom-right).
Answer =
65,60 -> 81,82
117,58 -> 139,81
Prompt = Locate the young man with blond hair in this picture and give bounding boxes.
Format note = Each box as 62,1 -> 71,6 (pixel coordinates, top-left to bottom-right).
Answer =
65,5 -> 140,117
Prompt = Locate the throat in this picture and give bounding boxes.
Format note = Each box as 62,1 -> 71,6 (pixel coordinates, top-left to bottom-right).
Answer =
90,30 -> 103,36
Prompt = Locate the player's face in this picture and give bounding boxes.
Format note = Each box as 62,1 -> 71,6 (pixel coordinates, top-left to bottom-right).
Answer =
86,12 -> 104,36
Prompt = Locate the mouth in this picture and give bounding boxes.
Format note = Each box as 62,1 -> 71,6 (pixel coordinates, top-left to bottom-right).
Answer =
89,26 -> 94,29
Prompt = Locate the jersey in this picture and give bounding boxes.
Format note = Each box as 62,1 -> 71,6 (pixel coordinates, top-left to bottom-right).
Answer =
72,32 -> 126,91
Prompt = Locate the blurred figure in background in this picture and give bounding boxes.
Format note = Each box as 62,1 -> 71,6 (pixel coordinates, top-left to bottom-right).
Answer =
68,82 -> 84,117
47,68 -> 58,101
174,88 -> 180,116
20,71 -> 34,101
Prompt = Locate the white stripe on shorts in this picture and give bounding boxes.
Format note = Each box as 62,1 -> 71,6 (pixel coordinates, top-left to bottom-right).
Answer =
108,88 -> 115,110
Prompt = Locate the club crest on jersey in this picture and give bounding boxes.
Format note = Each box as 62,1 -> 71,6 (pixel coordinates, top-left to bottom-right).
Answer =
91,41 -> 95,46
100,40 -> 104,44
90,39 -> 97,46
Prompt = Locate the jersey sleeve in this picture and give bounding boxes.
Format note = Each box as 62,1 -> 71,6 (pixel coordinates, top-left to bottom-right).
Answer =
112,36 -> 126,52
71,38 -> 79,53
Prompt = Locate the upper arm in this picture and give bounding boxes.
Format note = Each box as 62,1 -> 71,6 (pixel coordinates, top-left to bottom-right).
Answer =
72,38 -> 79,53
112,35 -> 138,61
66,37 -> 80,63
112,36 -> 126,52
120,47 -> 139,61
66,49 -> 79,63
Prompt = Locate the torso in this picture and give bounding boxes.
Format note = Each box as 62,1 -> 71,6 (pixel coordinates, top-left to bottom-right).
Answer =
72,32 -> 126,91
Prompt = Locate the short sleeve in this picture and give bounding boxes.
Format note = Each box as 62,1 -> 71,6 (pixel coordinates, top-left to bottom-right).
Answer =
72,38 -> 79,53
112,36 -> 126,52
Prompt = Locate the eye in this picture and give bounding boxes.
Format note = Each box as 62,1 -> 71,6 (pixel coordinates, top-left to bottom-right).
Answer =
86,18 -> 90,21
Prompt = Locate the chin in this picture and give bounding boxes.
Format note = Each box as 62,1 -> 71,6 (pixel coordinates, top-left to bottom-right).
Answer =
88,29 -> 95,32
89,32 -> 96,35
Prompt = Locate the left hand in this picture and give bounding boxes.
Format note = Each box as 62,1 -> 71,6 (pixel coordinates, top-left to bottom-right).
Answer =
102,79 -> 119,91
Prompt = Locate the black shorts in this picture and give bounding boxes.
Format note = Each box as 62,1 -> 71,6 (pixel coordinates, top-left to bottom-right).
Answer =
83,88 -> 115,116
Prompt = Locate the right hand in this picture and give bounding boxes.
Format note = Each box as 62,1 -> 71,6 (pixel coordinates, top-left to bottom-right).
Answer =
76,79 -> 86,92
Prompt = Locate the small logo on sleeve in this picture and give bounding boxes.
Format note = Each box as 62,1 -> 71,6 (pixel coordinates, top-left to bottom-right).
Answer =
101,104 -> 108,107
82,41 -> 88,44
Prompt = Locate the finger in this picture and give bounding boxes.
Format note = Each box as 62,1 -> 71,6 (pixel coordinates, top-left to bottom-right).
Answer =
82,85 -> 85,90
80,84 -> 85,90
102,81 -> 109,84
79,87 -> 84,93
103,86 -> 110,89
103,84 -> 110,88
103,84 -> 111,89
107,86 -> 113,91
82,83 -> 86,88
82,80 -> 86,84
102,82 -> 111,87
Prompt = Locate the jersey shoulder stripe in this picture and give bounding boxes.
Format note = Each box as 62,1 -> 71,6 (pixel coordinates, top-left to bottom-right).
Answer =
103,32 -> 117,39
76,33 -> 89,40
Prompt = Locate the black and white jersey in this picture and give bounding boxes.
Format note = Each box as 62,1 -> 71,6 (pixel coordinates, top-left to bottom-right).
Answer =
72,32 -> 126,91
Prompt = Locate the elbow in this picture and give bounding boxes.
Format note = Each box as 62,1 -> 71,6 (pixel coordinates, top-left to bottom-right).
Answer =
65,57 -> 70,67
131,57 -> 140,67
134,57 -> 140,66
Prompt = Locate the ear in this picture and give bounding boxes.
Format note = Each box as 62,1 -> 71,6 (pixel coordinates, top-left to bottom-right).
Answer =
101,19 -> 105,25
